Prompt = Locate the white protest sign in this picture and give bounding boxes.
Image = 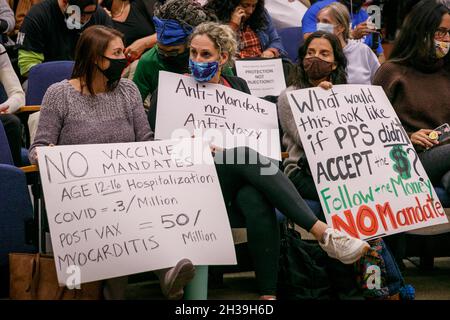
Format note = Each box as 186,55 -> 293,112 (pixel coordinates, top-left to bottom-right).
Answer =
287,85 -> 448,240
37,138 -> 236,285
235,59 -> 286,97
155,71 -> 281,161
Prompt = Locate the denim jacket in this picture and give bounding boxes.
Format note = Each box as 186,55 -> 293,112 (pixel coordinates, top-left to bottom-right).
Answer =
256,10 -> 287,57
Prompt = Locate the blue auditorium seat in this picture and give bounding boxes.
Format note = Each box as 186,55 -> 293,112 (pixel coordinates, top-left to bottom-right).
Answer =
0,122 -> 37,297
434,187 -> 450,207
277,27 -> 303,63
26,61 -> 75,105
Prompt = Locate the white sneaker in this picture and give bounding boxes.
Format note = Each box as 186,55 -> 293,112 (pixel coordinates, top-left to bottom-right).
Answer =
319,228 -> 370,264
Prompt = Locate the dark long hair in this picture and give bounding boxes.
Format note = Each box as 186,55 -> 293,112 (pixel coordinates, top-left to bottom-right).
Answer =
389,0 -> 449,69
289,31 -> 347,89
204,0 -> 267,31
71,25 -> 124,95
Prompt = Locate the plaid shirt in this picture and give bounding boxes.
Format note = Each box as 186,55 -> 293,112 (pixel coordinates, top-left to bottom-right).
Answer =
238,25 -> 262,59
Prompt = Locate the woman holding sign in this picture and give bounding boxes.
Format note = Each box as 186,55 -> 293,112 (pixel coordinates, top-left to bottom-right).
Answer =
181,22 -> 369,300
277,30 -> 413,299
133,0 -> 222,104
278,30 -> 347,201
29,25 -> 196,300
374,0 -> 450,194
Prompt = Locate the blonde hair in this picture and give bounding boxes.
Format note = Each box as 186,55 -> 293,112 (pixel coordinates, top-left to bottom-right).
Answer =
188,22 -> 237,64
319,2 -> 351,41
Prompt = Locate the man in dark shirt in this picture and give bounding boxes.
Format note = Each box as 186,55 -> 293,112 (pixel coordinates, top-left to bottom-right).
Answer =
17,0 -> 112,76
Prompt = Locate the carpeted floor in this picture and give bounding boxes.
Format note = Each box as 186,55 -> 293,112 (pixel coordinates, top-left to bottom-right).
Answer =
125,258 -> 450,300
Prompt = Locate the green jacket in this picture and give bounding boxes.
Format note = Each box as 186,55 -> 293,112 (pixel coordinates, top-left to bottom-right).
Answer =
133,45 -> 234,102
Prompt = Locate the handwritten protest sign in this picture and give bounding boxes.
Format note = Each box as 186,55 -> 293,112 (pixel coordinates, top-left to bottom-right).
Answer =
156,71 -> 281,161
37,139 -> 236,285
235,59 -> 286,97
287,85 -> 448,240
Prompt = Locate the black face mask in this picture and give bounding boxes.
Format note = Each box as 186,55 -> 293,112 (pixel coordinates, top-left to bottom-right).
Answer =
98,56 -> 128,85
342,0 -> 363,13
158,49 -> 190,73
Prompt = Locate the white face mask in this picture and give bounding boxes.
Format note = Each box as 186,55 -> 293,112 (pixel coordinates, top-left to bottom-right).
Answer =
435,39 -> 450,59
317,22 -> 335,34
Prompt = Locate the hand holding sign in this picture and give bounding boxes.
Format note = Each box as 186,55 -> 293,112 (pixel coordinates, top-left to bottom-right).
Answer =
287,84 -> 448,240
156,71 -> 281,161
37,138 -> 236,285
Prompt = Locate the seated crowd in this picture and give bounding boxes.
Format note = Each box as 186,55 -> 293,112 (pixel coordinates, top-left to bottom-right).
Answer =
0,0 -> 449,300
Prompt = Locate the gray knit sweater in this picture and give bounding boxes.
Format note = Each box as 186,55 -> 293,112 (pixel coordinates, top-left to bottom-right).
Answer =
29,78 -> 153,163
277,85 -> 305,178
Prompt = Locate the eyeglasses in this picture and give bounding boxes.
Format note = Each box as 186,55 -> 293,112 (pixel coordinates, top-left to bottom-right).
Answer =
157,47 -> 182,57
435,28 -> 450,39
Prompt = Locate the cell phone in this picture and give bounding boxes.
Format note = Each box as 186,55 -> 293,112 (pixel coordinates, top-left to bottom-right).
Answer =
434,123 -> 450,143
371,32 -> 381,51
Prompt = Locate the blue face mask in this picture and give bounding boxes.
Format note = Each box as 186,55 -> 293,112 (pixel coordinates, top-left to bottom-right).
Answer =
189,59 -> 219,82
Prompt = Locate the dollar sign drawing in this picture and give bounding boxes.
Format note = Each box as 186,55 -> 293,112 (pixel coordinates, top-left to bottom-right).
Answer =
390,146 -> 411,180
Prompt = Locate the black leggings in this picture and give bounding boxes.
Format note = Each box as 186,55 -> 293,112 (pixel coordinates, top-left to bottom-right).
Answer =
419,144 -> 450,193
214,147 -> 319,295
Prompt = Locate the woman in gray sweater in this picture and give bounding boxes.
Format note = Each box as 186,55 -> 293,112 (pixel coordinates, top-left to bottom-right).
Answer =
29,25 -> 195,300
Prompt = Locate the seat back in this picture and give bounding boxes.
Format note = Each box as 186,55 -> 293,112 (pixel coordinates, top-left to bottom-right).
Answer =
0,121 -> 14,165
26,61 -> 75,105
277,27 -> 303,63
435,187 -> 450,208
0,163 -> 37,297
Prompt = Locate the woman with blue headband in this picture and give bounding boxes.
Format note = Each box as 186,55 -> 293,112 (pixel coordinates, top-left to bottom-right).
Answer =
133,0 -> 221,105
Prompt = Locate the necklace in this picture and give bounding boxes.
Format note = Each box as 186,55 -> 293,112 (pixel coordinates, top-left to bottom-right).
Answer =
111,1 -> 127,18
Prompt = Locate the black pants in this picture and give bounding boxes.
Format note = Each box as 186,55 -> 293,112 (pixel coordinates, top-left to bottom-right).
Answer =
0,114 -> 22,166
214,147 -> 319,295
419,144 -> 450,193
